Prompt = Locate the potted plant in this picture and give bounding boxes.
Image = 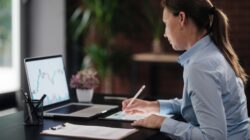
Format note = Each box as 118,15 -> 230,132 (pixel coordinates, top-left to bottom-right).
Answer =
70,68 -> 99,102
69,0 -> 131,93
83,44 -> 131,93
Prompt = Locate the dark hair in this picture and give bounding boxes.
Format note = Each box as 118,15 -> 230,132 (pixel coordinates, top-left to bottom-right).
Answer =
162,0 -> 248,85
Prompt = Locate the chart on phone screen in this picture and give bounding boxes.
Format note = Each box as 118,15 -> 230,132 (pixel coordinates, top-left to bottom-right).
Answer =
105,111 -> 173,121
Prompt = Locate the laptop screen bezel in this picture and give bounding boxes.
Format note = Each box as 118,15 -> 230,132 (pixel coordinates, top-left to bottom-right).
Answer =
24,55 -> 71,108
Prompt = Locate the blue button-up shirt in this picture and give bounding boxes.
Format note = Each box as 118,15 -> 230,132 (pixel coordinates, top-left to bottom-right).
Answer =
159,35 -> 250,140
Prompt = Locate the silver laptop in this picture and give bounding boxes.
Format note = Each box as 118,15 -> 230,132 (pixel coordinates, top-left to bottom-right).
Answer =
24,55 -> 118,118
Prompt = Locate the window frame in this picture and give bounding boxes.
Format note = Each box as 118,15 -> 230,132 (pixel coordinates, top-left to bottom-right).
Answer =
0,0 -> 21,94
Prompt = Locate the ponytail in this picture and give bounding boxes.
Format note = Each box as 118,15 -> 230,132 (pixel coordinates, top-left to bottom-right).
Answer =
210,8 -> 248,85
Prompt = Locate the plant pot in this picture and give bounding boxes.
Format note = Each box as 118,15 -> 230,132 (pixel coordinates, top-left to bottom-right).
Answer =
76,88 -> 94,103
152,38 -> 163,54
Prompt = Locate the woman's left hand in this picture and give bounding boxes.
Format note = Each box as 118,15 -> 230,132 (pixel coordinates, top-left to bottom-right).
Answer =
131,114 -> 166,129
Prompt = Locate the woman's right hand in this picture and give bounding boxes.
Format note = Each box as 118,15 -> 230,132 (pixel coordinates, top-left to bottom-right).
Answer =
122,99 -> 160,115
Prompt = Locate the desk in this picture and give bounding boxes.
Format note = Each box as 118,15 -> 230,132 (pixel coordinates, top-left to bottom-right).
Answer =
132,53 -> 179,96
0,94 -> 172,140
133,53 -> 178,63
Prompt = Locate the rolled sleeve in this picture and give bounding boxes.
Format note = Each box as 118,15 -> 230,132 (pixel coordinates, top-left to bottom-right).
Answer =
158,98 -> 182,115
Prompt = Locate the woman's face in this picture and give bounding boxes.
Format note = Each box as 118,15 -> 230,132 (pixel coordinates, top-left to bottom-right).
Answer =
162,8 -> 187,51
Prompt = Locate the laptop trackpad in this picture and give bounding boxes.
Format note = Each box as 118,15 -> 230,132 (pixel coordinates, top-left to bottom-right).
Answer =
47,104 -> 91,114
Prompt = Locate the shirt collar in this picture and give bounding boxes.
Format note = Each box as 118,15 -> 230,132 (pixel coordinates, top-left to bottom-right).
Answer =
178,35 -> 212,66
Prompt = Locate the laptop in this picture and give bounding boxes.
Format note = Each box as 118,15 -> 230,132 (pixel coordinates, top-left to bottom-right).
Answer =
24,55 -> 118,118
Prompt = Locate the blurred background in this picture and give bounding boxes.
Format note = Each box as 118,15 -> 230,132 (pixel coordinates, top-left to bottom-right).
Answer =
0,0 -> 249,117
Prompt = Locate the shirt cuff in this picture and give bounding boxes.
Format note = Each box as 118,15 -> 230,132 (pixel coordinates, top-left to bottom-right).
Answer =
160,117 -> 179,134
158,100 -> 173,115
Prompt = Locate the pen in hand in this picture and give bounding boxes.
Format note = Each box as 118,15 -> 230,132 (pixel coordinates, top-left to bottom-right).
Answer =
126,85 -> 146,108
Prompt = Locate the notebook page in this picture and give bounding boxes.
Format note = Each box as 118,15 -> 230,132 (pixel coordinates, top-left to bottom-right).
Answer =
41,122 -> 138,140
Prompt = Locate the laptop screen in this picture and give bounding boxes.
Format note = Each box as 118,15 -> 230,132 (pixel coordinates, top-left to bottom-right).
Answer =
24,55 -> 70,106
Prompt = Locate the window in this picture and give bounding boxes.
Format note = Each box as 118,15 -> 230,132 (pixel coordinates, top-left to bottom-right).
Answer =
0,0 -> 20,93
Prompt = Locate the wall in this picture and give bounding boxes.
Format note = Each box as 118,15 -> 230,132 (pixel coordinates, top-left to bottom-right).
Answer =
29,0 -> 66,58
17,0 -> 66,110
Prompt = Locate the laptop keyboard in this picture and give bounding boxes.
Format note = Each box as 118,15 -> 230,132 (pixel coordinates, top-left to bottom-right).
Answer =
47,104 -> 91,114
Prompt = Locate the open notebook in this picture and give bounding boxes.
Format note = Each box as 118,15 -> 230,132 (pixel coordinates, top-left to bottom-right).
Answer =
24,55 -> 118,118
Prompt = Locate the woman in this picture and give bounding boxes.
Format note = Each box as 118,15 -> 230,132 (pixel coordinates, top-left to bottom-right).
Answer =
122,0 -> 250,139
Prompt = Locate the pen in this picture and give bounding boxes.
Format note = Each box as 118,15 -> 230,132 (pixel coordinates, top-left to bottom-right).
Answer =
26,101 -> 34,123
24,93 -> 46,122
21,90 -> 34,123
127,85 -> 146,107
35,94 -> 46,108
29,94 -> 46,118
21,89 -> 29,102
50,123 -> 66,130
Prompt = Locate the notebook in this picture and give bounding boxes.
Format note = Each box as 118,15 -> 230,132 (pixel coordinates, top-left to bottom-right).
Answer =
24,55 -> 118,118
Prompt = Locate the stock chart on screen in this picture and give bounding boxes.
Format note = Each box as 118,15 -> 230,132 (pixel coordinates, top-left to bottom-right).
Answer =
25,57 -> 70,106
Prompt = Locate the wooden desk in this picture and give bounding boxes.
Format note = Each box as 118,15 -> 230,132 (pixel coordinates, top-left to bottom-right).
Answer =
0,94 -> 172,140
132,53 -> 179,96
133,53 -> 178,63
